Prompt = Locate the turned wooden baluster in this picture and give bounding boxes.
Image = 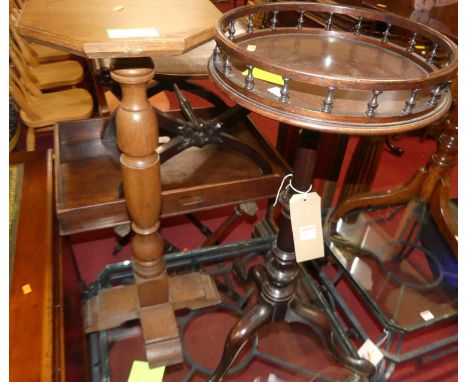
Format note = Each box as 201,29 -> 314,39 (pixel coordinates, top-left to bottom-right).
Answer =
245,65 -> 254,90
111,58 -> 167,294
382,23 -> 392,42
325,13 -> 334,31
213,43 -> 222,63
297,10 -> 305,29
407,32 -> 418,52
270,10 -> 279,30
353,16 -> 363,35
247,14 -> 254,33
425,119 -> 458,256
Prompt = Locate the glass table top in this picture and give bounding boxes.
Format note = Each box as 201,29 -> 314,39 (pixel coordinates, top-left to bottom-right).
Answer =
237,33 -> 428,81
325,199 -> 457,332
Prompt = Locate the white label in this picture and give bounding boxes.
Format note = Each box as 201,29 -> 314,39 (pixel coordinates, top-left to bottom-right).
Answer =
267,373 -> 287,382
290,192 -> 324,262
107,28 -> 159,39
300,225 -> 317,241
246,44 -> 257,52
158,136 -> 171,144
420,310 -> 435,321
358,339 -> 384,366
267,87 -> 282,97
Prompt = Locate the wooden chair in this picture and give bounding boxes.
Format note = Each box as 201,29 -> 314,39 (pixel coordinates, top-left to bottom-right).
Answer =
9,67 -> 93,151
9,39 -> 83,90
10,9 -> 71,63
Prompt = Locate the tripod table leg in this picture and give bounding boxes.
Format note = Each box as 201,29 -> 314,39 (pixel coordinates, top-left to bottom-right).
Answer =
290,299 -> 376,377
208,301 -> 273,382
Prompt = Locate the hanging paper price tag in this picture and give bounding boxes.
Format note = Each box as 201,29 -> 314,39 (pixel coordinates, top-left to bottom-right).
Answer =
358,339 -> 384,366
289,192 -> 324,262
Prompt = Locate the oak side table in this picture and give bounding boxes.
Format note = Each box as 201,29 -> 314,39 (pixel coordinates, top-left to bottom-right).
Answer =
17,0 -> 223,367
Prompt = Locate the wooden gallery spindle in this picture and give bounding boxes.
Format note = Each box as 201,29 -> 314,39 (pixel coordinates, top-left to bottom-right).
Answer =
247,14 -> 254,33
407,32 -> 418,52
297,10 -> 305,29
353,16 -> 363,35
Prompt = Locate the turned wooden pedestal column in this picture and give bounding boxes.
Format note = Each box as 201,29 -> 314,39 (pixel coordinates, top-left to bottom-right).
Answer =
79,58 -> 220,367
79,58 -> 221,367
16,0 -> 224,369
112,59 -> 166,283
111,59 -> 180,364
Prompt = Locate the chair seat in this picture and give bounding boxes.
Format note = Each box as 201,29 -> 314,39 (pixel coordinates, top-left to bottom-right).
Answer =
30,43 -> 72,62
20,88 -> 93,128
30,60 -> 84,89
54,111 -> 289,235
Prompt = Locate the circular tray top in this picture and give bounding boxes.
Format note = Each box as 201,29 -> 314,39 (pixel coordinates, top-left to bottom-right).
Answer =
237,33 -> 427,81
208,2 -> 457,134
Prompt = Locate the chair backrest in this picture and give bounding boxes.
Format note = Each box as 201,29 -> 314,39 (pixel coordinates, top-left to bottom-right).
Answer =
9,39 -> 39,84
9,67 -> 41,120
9,0 -> 25,11
10,63 -> 41,96
9,12 -> 40,66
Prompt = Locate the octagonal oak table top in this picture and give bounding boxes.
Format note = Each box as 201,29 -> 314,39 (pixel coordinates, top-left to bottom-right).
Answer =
16,0 -> 222,59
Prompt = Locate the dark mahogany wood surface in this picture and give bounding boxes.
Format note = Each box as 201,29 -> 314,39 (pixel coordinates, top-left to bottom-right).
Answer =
216,2 -> 456,89
362,0 -> 457,40
237,32 -> 428,80
54,113 -> 290,235
10,150 -> 64,382
208,2 -> 456,134
337,0 -> 457,200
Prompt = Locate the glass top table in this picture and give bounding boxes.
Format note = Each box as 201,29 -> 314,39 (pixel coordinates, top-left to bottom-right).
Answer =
325,200 -> 457,332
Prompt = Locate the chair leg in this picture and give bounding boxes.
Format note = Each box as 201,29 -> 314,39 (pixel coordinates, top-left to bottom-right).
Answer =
208,301 -> 272,382
26,126 -> 36,151
430,178 -> 458,257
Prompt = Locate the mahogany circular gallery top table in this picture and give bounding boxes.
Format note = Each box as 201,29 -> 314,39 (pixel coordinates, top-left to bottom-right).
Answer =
205,2 -> 457,381
16,0 -> 224,368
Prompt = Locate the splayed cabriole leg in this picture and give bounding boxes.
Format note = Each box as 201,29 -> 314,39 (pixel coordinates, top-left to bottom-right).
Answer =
288,299 -> 376,377
207,301 -> 273,382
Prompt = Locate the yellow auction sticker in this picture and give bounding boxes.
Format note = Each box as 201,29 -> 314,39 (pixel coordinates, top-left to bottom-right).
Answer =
242,67 -> 284,86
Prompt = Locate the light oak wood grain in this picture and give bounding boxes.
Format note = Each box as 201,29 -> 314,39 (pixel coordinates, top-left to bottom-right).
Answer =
9,68 -> 93,150
16,0 -> 222,59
